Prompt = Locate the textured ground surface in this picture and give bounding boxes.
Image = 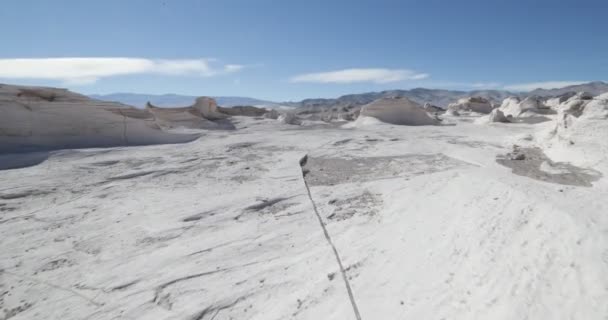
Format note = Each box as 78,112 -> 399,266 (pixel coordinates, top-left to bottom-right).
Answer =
1,116 -> 607,320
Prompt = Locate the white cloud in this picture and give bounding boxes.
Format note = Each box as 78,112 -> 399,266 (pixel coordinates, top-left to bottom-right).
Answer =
0,57 -> 244,85
503,81 -> 589,92
224,64 -> 244,73
290,68 -> 429,84
471,82 -> 502,89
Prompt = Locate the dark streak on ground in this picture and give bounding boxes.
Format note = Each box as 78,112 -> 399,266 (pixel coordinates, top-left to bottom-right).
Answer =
497,147 -> 602,187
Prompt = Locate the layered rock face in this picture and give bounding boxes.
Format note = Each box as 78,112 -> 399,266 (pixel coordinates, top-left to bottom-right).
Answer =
358,97 -> 439,126
0,84 -> 200,153
447,96 -> 494,114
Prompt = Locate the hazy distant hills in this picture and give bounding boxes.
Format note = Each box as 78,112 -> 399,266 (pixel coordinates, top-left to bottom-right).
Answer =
289,88 -> 514,111
90,81 -> 608,110
289,81 -> 608,111
528,81 -> 608,97
89,93 -> 279,108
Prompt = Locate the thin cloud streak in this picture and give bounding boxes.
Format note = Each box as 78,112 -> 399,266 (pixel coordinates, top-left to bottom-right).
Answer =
290,68 -> 429,84
0,57 -> 244,85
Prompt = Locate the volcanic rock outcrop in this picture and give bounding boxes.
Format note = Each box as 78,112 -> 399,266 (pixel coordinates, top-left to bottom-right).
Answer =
0,84 -> 200,154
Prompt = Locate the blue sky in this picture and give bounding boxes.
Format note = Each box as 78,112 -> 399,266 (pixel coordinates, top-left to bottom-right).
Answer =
0,0 -> 606,101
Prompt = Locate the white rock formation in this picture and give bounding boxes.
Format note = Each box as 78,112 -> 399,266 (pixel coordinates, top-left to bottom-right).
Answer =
277,112 -> 302,125
264,109 -> 280,119
581,92 -> 608,119
357,97 -> 439,126
545,92 -> 577,108
499,97 -> 522,117
476,108 -> 511,124
423,102 -> 444,113
191,97 -> 227,120
0,84 -> 199,153
2,113 -> 607,320
146,103 -> 214,130
447,96 -> 494,114
535,92 -> 608,167
541,92 -> 595,120
444,108 -> 460,116
146,99 -> 235,130
499,96 -> 552,117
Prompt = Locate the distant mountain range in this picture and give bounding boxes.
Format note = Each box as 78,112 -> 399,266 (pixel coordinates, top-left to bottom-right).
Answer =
288,81 -> 608,111
288,89 -> 514,111
91,81 -> 608,110
528,81 -> 608,97
89,93 -> 279,108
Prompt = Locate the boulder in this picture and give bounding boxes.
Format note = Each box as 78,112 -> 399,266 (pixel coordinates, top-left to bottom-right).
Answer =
357,97 -> 439,126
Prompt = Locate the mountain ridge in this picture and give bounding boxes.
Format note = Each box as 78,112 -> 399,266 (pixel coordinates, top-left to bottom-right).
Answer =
89,93 -> 279,108
90,81 -> 608,109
